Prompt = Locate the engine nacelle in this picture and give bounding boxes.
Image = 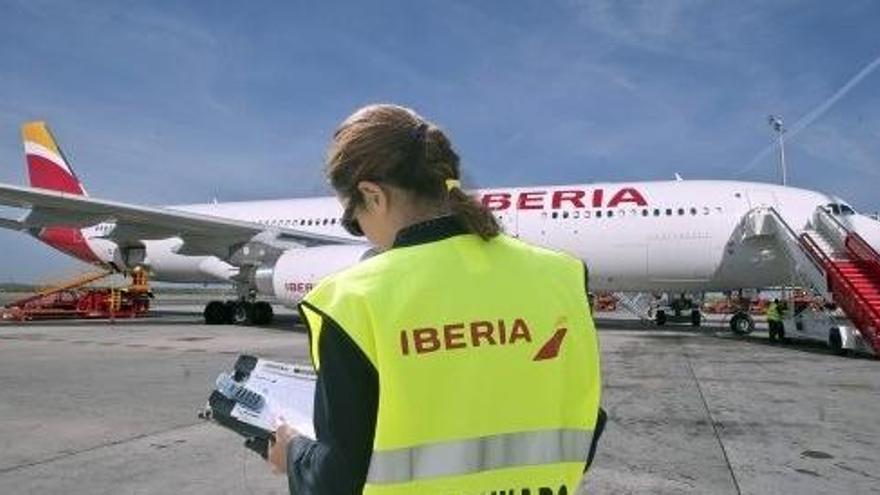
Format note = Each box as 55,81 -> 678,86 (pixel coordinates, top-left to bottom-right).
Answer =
254,245 -> 374,305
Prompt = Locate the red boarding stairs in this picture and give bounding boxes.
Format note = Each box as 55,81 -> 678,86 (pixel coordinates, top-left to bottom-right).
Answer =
800,217 -> 880,356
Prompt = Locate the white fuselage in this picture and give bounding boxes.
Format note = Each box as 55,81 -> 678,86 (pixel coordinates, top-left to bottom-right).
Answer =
75,180 -> 880,303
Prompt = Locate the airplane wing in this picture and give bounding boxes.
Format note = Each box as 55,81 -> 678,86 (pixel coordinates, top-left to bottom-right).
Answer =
0,182 -> 358,259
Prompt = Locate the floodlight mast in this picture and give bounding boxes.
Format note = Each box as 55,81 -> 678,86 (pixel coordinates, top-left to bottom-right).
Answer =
768,115 -> 787,186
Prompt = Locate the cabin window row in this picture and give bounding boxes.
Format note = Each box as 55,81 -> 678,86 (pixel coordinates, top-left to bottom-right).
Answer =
545,206 -> 724,220
258,218 -> 340,227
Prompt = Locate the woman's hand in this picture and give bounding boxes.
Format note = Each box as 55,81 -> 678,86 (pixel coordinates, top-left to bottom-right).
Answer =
268,419 -> 299,475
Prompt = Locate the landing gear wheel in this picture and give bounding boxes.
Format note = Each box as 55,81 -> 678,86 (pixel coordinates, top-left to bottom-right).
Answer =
730,312 -> 754,335
252,302 -> 274,326
655,310 -> 667,326
204,301 -> 228,325
232,302 -> 254,325
691,310 -> 702,327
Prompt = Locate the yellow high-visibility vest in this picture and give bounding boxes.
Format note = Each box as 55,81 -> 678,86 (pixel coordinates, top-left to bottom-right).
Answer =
299,234 -> 602,494
766,302 -> 781,322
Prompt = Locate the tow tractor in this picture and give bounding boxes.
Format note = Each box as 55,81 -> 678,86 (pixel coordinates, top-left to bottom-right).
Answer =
653,293 -> 703,327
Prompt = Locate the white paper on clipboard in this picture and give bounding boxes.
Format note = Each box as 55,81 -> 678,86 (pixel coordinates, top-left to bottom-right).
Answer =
230,360 -> 317,439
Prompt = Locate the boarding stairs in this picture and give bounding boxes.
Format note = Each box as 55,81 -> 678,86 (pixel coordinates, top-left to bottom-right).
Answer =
747,206 -> 880,355
613,292 -> 655,324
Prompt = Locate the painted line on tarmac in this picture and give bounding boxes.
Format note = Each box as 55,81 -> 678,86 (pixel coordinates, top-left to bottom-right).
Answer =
0,422 -> 205,475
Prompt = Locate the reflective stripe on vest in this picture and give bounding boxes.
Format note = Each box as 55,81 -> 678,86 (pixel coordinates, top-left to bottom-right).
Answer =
367,428 -> 594,484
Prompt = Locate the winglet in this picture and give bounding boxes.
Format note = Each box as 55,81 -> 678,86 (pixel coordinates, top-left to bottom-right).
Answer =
22,121 -> 88,196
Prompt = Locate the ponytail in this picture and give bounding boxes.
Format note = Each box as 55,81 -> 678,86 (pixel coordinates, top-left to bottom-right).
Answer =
448,187 -> 501,240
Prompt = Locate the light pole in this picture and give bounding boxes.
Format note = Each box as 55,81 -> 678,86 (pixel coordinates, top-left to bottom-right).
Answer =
768,115 -> 787,186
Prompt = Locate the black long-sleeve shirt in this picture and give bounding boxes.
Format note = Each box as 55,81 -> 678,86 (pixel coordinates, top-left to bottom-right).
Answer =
288,216 -> 603,494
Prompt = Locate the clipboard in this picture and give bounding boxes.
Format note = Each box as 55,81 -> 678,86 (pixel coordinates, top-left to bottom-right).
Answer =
202,354 -> 316,458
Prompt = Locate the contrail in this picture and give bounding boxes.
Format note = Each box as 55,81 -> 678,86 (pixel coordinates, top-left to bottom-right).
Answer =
736,52 -> 880,177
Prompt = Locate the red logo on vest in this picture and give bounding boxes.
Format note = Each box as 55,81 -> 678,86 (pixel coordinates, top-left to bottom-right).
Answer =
533,316 -> 569,361
398,316 -> 569,361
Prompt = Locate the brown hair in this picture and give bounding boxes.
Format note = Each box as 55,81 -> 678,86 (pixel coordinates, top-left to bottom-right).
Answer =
326,104 -> 500,240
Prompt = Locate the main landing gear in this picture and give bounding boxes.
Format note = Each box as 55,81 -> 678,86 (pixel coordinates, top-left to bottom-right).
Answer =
204,300 -> 274,326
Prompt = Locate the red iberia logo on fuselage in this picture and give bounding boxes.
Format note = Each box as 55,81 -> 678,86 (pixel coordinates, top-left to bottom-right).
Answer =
479,187 -> 647,211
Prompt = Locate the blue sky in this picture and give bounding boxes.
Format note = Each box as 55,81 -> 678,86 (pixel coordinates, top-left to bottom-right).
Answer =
1,0 -> 879,280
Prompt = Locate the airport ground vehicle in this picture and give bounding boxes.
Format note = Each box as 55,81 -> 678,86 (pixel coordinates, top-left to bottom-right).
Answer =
1,269 -> 150,321
755,303 -> 873,356
653,294 -> 702,327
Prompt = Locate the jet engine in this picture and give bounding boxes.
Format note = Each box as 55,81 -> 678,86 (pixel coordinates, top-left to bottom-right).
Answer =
254,245 -> 374,305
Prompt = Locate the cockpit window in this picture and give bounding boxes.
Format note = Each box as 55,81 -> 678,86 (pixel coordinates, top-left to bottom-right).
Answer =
825,203 -> 856,216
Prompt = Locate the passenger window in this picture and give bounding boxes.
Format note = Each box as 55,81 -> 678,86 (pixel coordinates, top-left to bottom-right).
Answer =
563,211 -> 569,219
552,212 -> 558,219
584,211 -> 591,219
607,210 -> 614,218
653,209 -> 660,217
665,208 -> 673,216
702,207 -> 710,215
690,207 -> 697,216
596,211 -> 603,218
573,211 -> 580,219
677,208 -> 685,216
642,209 -> 649,217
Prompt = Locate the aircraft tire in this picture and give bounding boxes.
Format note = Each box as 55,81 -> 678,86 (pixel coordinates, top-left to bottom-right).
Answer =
252,302 -> 274,326
655,310 -> 667,326
204,301 -> 228,325
233,302 -> 254,325
730,312 -> 754,335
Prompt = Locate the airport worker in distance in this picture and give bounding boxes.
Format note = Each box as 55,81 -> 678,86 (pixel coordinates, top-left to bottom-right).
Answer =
767,298 -> 783,341
266,104 -> 605,494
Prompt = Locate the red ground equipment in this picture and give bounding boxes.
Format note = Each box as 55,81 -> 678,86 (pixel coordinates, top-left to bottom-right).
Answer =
2,269 -> 151,321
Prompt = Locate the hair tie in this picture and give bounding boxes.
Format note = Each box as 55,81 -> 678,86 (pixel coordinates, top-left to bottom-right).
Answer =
445,179 -> 461,192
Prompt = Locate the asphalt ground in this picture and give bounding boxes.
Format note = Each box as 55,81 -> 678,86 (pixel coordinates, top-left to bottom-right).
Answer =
0,301 -> 878,494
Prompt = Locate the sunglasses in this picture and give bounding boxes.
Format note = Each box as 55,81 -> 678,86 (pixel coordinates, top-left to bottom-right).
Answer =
341,195 -> 365,237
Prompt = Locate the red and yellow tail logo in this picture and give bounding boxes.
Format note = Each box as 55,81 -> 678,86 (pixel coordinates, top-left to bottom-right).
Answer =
21,122 -> 98,263
22,121 -> 87,196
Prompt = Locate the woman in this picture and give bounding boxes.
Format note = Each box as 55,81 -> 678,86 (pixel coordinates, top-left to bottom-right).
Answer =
268,104 -> 603,494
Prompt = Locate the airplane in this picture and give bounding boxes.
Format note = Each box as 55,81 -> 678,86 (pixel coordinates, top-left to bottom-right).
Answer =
1,122 -> 879,350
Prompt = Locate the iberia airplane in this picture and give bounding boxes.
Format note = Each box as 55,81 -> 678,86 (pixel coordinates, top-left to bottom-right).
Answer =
1,122 -> 879,335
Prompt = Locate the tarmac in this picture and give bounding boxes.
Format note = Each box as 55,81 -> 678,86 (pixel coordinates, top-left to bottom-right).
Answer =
0,297 -> 878,494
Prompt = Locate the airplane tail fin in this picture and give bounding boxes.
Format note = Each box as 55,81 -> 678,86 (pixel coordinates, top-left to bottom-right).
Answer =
22,122 -> 88,196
